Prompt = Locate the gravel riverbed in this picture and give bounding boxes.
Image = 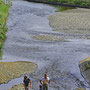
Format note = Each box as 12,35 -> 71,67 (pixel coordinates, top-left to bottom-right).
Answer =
48,8 -> 90,38
1,0 -> 90,90
0,61 -> 37,84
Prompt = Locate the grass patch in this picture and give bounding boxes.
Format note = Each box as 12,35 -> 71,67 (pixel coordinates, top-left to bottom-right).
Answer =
0,50 -> 2,59
54,5 -> 74,12
0,61 -> 37,84
48,0 -> 90,6
0,0 -> 10,59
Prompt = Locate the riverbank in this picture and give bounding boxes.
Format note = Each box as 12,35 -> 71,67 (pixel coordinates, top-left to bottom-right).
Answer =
27,0 -> 90,9
0,61 -> 37,84
0,0 -> 9,59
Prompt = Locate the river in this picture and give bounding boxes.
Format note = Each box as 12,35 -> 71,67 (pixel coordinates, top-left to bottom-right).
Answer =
0,0 -> 90,90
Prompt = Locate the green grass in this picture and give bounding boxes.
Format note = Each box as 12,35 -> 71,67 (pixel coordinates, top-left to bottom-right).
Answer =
48,0 -> 90,6
54,5 -> 73,12
0,0 -> 9,59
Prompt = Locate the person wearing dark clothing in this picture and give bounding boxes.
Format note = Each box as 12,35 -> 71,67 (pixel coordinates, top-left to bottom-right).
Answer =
39,85 -> 42,90
23,76 -> 31,90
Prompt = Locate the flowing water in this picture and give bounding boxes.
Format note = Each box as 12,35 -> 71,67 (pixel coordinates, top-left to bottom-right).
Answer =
0,0 -> 90,90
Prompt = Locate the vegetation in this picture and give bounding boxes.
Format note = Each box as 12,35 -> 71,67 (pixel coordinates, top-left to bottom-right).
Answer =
48,0 -> 90,6
0,0 -> 10,59
54,5 -> 73,12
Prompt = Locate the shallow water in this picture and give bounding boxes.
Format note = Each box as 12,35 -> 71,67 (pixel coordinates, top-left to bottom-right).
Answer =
0,0 -> 90,90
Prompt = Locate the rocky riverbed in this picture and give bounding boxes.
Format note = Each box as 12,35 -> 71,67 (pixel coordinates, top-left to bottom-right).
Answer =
1,0 -> 90,90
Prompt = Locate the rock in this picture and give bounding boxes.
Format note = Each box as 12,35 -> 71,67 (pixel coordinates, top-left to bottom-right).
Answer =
79,57 -> 90,85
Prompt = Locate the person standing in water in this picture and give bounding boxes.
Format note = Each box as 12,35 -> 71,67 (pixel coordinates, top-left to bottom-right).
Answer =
23,75 -> 32,90
40,74 -> 50,90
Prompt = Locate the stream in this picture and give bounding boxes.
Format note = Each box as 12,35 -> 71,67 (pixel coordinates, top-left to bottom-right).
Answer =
0,0 -> 90,90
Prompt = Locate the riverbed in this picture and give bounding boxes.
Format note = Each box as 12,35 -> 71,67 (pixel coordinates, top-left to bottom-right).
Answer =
1,0 -> 90,90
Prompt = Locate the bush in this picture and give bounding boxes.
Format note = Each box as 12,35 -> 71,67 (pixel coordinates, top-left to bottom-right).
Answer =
0,34 -> 4,40
60,0 -> 68,3
48,0 -> 90,6
81,2 -> 89,6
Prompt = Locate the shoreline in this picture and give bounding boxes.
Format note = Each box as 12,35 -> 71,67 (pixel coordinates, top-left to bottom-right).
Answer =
26,0 -> 90,9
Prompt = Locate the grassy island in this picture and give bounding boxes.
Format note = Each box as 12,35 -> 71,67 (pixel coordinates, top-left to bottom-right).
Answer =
0,0 -> 10,59
48,0 -> 90,7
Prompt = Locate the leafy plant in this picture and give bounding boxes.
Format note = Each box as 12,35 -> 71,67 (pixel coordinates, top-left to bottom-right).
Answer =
55,5 -> 73,12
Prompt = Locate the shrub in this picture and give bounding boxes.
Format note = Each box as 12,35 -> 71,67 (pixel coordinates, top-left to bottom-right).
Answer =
0,34 -> 4,40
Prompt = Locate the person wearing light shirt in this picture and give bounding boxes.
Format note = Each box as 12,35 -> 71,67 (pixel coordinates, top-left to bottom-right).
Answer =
40,74 -> 50,90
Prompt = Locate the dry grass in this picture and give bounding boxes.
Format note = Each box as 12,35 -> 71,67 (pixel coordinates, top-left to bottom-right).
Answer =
0,61 -> 37,84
